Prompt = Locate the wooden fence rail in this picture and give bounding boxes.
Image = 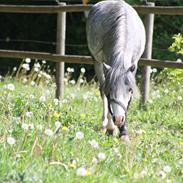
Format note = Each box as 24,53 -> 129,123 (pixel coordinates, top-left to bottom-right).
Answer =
0,49 -> 183,69
0,5 -> 183,15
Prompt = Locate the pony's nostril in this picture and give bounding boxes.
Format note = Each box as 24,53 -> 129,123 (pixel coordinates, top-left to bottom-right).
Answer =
115,116 -> 125,126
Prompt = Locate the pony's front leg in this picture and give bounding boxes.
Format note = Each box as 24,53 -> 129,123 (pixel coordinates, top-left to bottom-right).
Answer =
101,93 -> 108,129
106,114 -> 119,137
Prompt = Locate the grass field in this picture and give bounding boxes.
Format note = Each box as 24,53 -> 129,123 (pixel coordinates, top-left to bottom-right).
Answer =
0,74 -> 183,182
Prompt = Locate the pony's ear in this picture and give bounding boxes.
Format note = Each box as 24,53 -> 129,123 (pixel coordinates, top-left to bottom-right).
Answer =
103,63 -> 111,72
128,64 -> 136,72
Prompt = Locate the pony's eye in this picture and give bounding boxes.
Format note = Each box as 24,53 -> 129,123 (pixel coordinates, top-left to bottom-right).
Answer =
129,88 -> 133,93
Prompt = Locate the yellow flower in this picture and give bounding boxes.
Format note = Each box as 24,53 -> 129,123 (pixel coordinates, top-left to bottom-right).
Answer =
53,112 -> 60,119
80,113 -> 86,119
62,126 -> 69,132
85,170 -> 91,176
180,141 -> 183,146
95,90 -> 100,97
68,163 -> 76,169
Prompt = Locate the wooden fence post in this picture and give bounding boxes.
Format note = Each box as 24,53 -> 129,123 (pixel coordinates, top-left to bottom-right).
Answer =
141,2 -> 155,105
56,2 -> 66,99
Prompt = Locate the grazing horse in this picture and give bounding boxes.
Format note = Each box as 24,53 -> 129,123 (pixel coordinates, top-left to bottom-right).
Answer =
86,0 -> 146,140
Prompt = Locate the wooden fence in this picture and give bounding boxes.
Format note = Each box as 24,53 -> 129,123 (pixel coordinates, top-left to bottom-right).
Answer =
0,3 -> 183,104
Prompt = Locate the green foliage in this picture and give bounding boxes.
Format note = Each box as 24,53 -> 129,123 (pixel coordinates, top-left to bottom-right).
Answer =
169,34 -> 183,55
158,34 -> 183,85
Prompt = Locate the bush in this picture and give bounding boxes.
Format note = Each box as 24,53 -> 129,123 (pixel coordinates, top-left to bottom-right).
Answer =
158,34 -> 183,84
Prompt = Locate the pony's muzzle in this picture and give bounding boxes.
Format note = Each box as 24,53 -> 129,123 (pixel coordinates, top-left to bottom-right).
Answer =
114,116 -> 125,127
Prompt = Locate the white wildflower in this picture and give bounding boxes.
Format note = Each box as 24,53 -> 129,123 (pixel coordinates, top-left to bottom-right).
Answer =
88,139 -> 99,149
25,58 -> 31,63
81,67 -> 86,73
34,63 -> 41,68
39,96 -> 46,102
76,167 -> 88,176
29,94 -> 35,99
25,111 -> 33,118
177,96 -> 182,101
34,67 -> 39,72
22,63 -> 30,71
45,90 -> 50,96
53,98 -> 59,105
4,83 -> 15,91
176,58 -> 182,62
7,136 -> 16,145
22,78 -> 28,84
67,67 -> 71,72
13,67 -> 17,71
45,129 -> 54,137
42,60 -> 46,64
163,165 -> 171,173
75,131 -> 84,140
55,121 -> 61,128
158,170 -> 166,179
69,80 -> 76,85
80,78 -> 84,84
92,157 -> 98,164
98,152 -> 106,161
21,123 -> 29,131
67,67 -> 74,73
46,74 -> 51,80
31,81 -> 36,86
152,68 -> 157,73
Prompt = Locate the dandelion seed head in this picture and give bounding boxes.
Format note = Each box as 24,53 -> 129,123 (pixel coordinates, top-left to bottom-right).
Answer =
39,96 -> 46,102
177,96 -> 182,101
25,58 -> 31,63
92,157 -> 98,164
34,63 -> 41,68
98,152 -> 106,161
53,98 -> 59,105
7,136 -> 16,145
81,67 -> 86,73
45,129 -> 54,137
55,121 -> 61,128
75,131 -> 84,140
4,83 -> 15,91
21,123 -> 29,131
25,111 -> 33,118
89,139 -> 99,149
31,81 -> 36,86
76,167 -> 90,176
22,63 -> 30,71
163,165 -> 171,173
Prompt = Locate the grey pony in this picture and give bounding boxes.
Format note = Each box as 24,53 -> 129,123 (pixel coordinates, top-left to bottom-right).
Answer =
86,0 -> 146,140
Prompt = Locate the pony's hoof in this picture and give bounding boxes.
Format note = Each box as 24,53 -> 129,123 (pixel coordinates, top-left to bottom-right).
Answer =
106,126 -> 119,137
101,127 -> 107,134
120,135 -> 130,143
112,126 -> 120,137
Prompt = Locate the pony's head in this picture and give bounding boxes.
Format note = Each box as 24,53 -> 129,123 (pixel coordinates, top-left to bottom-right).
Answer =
103,63 -> 136,127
